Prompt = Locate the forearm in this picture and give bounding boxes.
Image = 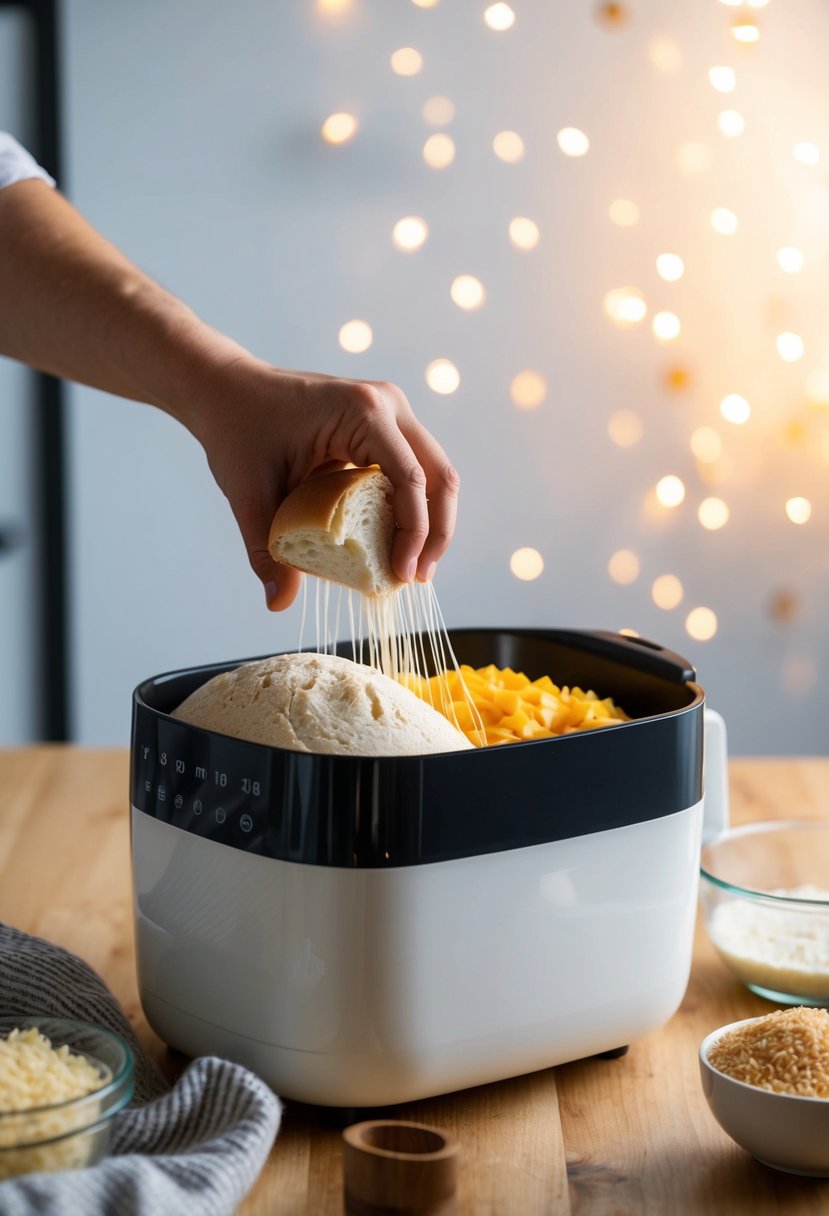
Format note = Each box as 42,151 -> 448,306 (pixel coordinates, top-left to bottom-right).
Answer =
0,179 -> 248,430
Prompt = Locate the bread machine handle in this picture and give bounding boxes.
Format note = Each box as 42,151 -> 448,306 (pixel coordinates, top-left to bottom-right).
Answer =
702,708 -> 728,843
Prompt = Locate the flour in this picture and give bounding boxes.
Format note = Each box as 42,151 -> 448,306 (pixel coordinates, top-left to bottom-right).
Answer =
709,885 -> 829,1000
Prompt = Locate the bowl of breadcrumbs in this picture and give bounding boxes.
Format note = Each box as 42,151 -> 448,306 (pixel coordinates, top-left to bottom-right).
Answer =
0,1017 -> 134,1181
700,1007 -> 829,1175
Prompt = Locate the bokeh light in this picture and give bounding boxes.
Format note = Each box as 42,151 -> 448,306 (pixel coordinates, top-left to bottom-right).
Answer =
338,320 -> 372,353
648,36 -> 683,75
608,549 -> 640,584
656,253 -> 685,281
793,142 -> 820,166
691,427 -> 723,462
731,20 -> 760,44
686,607 -> 718,641
390,47 -> 423,76
604,287 -> 647,325
423,133 -> 456,168
425,359 -> 460,394
720,393 -> 751,424
655,475 -> 686,508
422,96 -> 455,126
450,275 -> 486,310
652,574 -> 684,610
718,109 -> 745,137
777,332 -> 805,362
509,216 -> 540,249
392,216 -> 429,251
608,409 -> 643,447
709,66 -> 736,93
677,142 -> 712,176
321,112 -> 358,144
652,311 -> 681,341
484,3 -> 515,31
777,246 -> 804,273
510,547 -> 544,580
510,371 -> 547,410
711,207 -> 738,234
557,127 -> 590,157
411,0 -> 439,7
493,130 -> 525,162
785,496 -> 812,524
806,368 -> 829,407
609,198 -> 640,226
698,497 -> 730,530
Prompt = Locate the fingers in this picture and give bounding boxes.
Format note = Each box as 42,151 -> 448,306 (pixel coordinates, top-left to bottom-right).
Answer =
232,495 -> 303,611
396,412 -> 460,581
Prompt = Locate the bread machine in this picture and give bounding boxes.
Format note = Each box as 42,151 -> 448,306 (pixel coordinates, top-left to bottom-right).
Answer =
130,628 -> 727,1107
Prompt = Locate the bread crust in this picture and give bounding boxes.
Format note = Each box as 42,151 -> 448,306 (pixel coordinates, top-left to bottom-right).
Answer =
267,467 -> 390,553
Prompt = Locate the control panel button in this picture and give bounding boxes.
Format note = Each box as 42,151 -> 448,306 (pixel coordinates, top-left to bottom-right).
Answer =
240,813 -> 254,834
215,808 -> 226,825
174,794 -> 183,810
193,799 -> 203,815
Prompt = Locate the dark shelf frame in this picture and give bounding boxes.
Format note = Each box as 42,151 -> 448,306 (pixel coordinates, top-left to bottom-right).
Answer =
2,0 -> 69,740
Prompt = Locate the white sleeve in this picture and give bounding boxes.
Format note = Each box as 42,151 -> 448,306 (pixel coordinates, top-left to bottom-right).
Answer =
0,132 -> 56,191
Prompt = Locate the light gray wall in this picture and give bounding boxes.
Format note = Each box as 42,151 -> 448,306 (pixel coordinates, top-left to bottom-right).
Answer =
61,0 -> 829,752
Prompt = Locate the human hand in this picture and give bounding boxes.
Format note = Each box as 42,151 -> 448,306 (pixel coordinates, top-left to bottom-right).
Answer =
188,357 -> 460,610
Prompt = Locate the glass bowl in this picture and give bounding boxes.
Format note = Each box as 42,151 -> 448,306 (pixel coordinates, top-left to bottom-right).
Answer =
0,1017 -> 134,1182
700,820 -> 829,1006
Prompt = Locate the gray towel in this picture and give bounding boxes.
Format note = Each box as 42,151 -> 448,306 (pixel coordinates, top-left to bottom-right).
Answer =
0,923 -> 282,1216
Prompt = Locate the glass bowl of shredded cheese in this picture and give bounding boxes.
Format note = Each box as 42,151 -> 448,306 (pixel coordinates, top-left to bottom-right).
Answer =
700,821 -> 829,1006
700,1008 -> 829,1175
0,1017 -> 134,1181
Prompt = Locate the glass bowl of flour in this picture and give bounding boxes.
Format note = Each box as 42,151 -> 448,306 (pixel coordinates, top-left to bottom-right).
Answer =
701,821 -> 829,1006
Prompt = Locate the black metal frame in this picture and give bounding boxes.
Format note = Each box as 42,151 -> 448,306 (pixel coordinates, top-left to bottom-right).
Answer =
1,0 -> 69,740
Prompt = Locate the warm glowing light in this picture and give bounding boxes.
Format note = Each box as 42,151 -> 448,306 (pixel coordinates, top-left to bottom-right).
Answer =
509,216 -> 540,249
691,427 -> 723,463
493,130 -> 525,162
510,371 -> 547,410
652,574 -> 684,610
338,320 -> 372,353
777,246 -> 804,274
557,127 -> 590,157
425,358 -> 460,394
731,20 -> 760,43
806,368 -> 829,407
720,393 -> 750,424
318,0 -> 351,10
777,332 -> 805,362
510,547 -> 544,581
785,496 -> 812,524
450,274 -> 486,310
604,287 -> 647,326
608,410 -> 643,448
608,549 -> 640,585
711,207 -> 738,235
698,497 -> 730,530
423,133 -> 456,169
596,2 -> 630,26
718,109 -> 745,137
648,36 -> 682,75
686,607 -> 718,641
655,475 -> 686,508
391,47 -> 423,76
652,311 -> 681,341
609,198 -> 640,227
793,142 -> 820,166
411,0 -> 439,7
666,367 -> 690,392
484,2 -> 515,31
656,253 -> 684,282
392,216 -> 429,252
709,66 -> 736,93
422,96 -> 455,126
619,627 -> 640,638
677,142 -> 711,176
321,112 -> 358,144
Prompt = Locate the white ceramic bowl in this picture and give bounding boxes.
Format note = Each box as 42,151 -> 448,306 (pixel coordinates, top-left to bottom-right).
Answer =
700,1017 -> 829,1176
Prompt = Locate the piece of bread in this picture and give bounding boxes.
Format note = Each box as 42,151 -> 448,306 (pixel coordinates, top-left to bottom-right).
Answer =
172,652 -> 473,756
268,467 -> 400,598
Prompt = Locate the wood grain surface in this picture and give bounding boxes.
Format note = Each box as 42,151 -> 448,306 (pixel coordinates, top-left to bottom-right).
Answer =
2,747 -> 829,1215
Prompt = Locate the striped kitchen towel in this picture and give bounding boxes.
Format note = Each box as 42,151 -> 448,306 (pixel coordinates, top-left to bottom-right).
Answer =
0,922 -> 282,1216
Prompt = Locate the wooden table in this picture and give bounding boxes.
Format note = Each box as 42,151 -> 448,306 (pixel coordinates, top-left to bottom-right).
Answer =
2,748 -> 829,1214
